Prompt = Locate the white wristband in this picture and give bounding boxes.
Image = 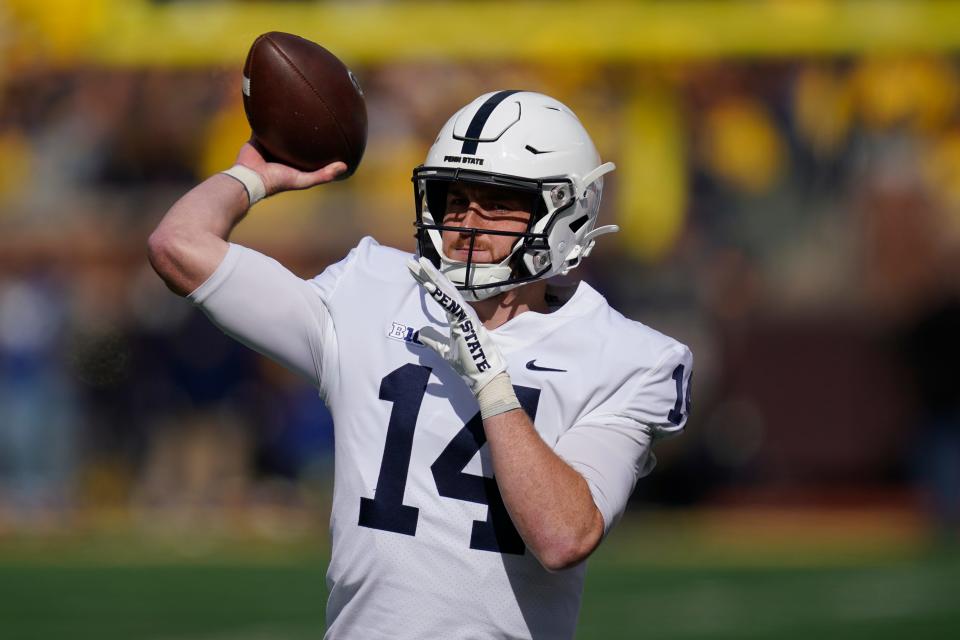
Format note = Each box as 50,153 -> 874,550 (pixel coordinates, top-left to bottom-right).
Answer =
220,165 -> 266,206
477,372 -> 522,420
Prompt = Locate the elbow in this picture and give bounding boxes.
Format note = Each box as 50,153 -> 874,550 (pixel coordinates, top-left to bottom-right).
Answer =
146,228 -> 193,297
539,548 -> 586,574
147,228 -> 168,270
537,536 -> 597,573
147,228 -> 178,278
536,511 -> 605,573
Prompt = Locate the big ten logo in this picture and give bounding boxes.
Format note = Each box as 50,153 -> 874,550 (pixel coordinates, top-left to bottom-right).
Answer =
387,322 -> 423,346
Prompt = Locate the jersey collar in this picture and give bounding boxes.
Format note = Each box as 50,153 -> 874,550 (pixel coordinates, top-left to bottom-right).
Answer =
489,280 -> 603,352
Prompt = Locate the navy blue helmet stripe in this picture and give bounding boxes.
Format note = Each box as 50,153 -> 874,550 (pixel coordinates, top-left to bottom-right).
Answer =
460,90 -> 522,155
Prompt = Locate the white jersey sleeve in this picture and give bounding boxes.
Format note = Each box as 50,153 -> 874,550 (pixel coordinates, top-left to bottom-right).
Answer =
186,243 -> 337,393
554,341 -> 693,534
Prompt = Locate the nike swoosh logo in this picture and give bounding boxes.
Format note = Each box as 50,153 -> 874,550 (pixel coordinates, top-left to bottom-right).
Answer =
525,359 -> 567,373
525,145 -> 554,155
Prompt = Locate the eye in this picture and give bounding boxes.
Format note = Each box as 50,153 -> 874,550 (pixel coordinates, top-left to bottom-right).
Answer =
446,195 -> 469,209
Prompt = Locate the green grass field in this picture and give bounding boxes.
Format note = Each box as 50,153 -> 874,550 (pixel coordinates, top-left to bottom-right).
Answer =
1,512 -> 957,639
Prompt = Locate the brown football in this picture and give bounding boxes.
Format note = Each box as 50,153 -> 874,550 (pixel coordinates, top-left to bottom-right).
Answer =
242,32 -> 367,176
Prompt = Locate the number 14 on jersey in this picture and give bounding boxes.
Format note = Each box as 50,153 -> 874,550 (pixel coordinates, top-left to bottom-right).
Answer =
359,363 -> 540,555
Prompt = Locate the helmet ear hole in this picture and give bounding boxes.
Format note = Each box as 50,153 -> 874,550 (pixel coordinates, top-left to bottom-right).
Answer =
568,215 -> 589,233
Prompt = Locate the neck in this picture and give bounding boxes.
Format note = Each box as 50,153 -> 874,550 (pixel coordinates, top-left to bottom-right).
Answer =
469,280 -> 549,330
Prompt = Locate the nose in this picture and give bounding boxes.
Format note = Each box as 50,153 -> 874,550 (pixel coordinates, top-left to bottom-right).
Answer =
458,206 -> 481,231
452,201 -> 492,232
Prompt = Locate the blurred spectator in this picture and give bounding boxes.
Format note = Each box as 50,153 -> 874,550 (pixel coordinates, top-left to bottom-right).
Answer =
0,275 -> 79,524
899,254 -> 960,544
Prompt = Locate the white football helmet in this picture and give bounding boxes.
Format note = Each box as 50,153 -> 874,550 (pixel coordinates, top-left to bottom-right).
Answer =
413,90 -> 617,301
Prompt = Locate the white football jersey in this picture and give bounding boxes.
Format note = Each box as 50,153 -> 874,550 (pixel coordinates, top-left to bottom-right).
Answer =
189,236 -> 692,640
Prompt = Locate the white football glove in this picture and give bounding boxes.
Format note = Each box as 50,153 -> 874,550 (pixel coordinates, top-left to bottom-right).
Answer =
407,256 -> 521,419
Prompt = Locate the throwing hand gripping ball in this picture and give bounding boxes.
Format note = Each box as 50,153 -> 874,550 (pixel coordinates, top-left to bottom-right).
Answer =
242,31 -> 367,176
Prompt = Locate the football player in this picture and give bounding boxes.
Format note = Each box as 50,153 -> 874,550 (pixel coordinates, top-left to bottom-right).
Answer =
148,91 -> 693,639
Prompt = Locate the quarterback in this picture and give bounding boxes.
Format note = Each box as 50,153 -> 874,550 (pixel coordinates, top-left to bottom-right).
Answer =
148,91 -> 692,639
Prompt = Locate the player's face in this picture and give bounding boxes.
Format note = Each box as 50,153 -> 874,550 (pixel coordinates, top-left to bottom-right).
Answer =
441,182 -> 534,264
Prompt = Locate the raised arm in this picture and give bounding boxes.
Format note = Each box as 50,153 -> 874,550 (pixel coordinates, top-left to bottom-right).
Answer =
147,142 -> 345,296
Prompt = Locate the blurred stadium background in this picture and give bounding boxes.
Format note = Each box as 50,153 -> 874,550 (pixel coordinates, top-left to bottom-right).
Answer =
1,0 -> 959,637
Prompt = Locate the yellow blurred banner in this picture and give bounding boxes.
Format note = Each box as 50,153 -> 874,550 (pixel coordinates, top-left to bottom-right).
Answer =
619,82 -> 687,262
8,0 -> 960,67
